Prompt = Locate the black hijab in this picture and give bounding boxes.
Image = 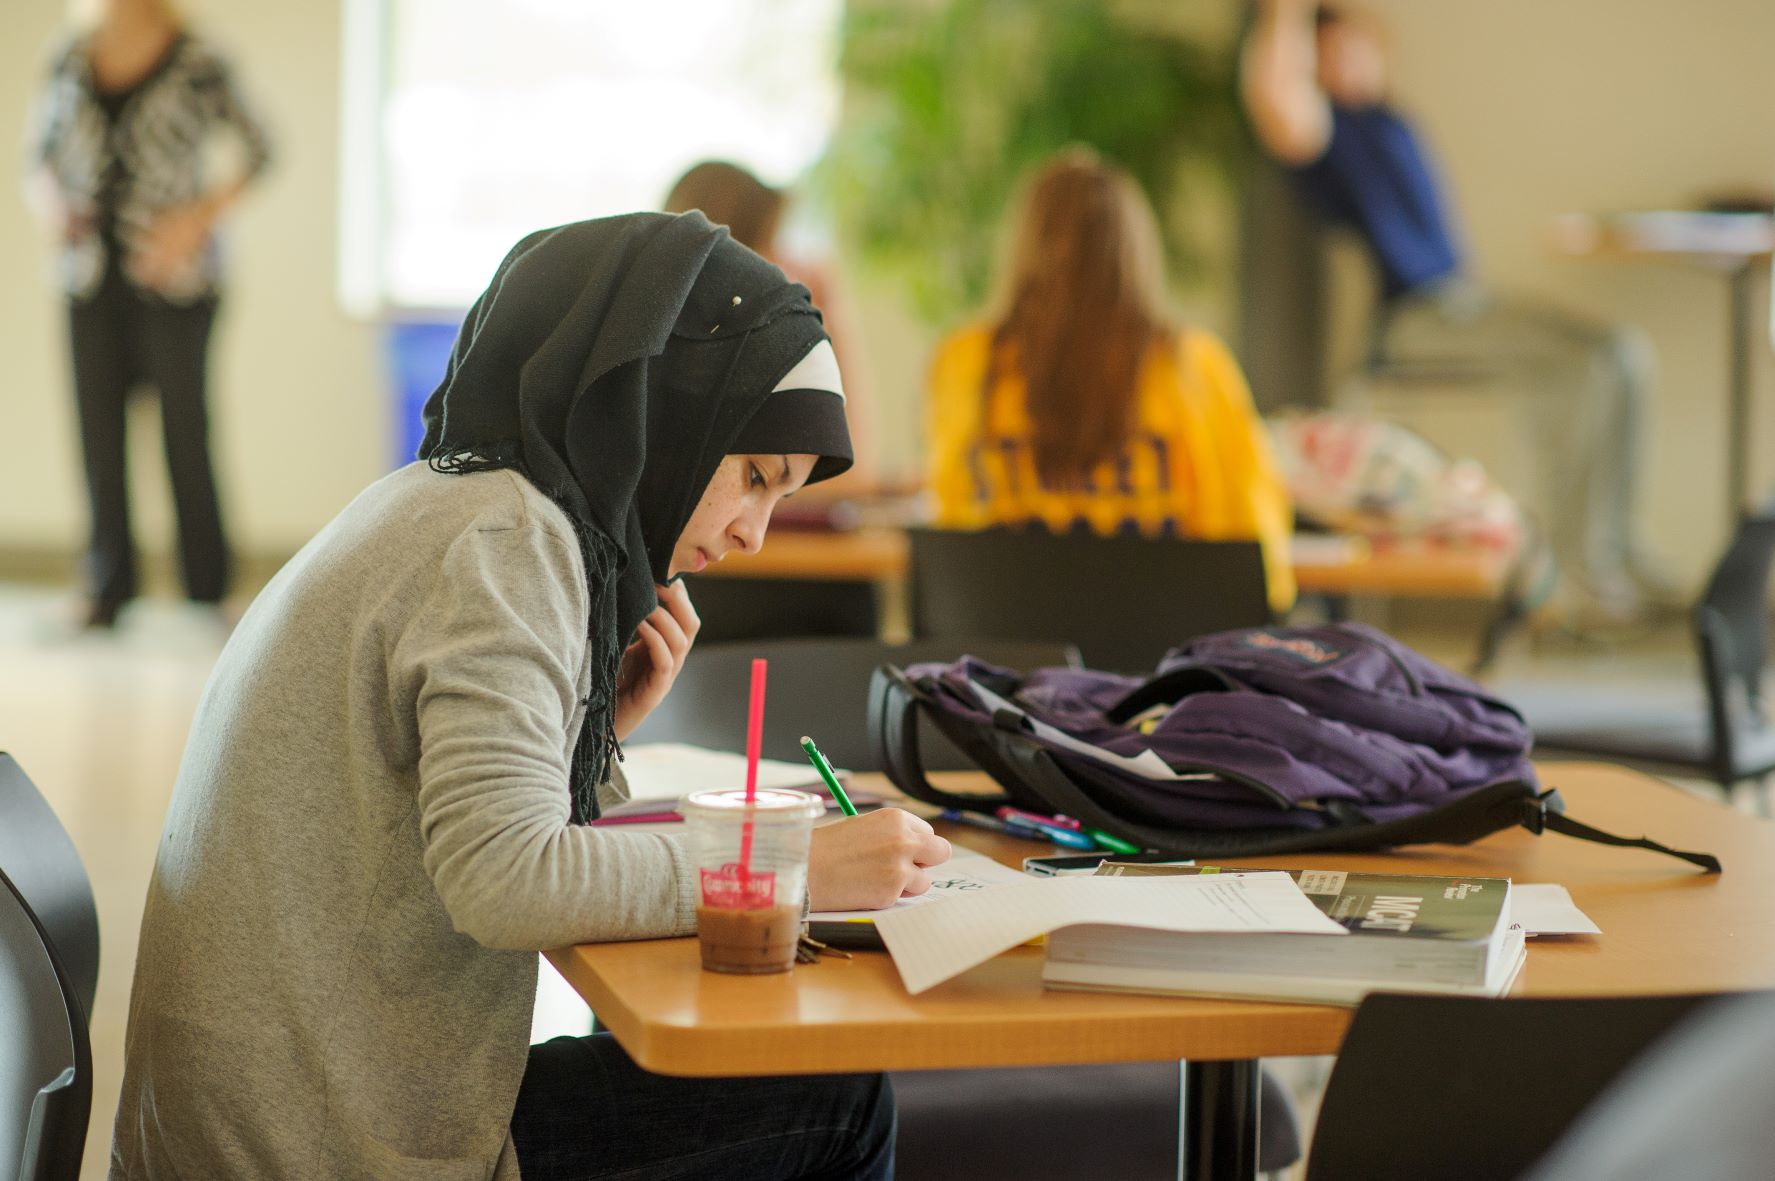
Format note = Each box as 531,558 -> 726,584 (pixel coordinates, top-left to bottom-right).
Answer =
418,211 -> 850,822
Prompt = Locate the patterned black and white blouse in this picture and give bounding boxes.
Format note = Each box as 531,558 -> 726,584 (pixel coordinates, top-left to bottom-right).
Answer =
28,32 -> 272,304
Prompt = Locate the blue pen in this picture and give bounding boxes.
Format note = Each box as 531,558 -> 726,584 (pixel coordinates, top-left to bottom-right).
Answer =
938,808 -> 1097,849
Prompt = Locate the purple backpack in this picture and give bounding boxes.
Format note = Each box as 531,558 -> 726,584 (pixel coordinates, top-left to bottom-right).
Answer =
869,623 -> 1718,870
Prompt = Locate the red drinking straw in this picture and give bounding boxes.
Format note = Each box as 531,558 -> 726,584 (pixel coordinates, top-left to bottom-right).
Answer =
738,657 -> 767,880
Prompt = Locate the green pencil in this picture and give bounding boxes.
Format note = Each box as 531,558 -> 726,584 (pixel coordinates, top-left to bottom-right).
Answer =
799,735 -> 857,816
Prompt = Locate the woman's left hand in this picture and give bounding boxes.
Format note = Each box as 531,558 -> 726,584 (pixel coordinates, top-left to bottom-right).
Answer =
613,581 -> 700,740
130,200 -> 214,290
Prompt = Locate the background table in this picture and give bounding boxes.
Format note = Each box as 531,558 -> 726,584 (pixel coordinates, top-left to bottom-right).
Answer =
1554,209 -> 1775,520
547,764 -> 1773,1179
698,526 -> 1513,599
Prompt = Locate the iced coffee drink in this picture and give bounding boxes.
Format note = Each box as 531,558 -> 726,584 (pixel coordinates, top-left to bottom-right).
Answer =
678,789 -> 825,974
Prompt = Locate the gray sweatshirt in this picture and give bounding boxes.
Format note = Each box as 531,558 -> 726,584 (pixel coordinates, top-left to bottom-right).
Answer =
109,464 -> 698,1180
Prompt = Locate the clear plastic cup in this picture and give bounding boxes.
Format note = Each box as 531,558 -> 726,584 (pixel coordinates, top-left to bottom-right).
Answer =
678,788 -> 825,974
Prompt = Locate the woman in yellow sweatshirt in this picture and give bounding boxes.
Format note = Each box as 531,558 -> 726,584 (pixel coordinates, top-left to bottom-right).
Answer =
925,148 -> 1296,613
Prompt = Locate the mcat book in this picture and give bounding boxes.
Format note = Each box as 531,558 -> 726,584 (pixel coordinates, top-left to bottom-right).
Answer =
1041,864 -> 1523,1005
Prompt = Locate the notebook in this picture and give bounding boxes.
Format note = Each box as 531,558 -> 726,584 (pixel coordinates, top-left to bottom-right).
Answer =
595,742 -> 870,822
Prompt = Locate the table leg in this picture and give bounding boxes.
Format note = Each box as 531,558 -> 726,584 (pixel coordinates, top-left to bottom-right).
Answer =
1728,261 -> 1755,520
1177,1058 -> 1260,1181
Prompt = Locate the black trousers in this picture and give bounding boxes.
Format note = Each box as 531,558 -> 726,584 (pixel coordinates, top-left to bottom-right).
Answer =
67,276 -> 230,610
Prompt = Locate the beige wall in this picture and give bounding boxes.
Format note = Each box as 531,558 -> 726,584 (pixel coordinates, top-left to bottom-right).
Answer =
2,0 -> 1771,588
2,0 -> 381,565
1350,0 -> 1775,580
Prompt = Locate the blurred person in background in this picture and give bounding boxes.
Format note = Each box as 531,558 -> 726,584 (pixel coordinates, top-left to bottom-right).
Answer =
23,0 -> 270,630
1242,0 -> 1669,627
665,160 -> 878,493
924,147 -> 1296,614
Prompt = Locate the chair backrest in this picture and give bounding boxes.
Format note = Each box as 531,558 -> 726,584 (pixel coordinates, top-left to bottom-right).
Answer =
628,637 -> 1081,771
907,527 -> 1273,674
1693,509 -> 1775,779
0,756 -> 97,1026
0,869 -> 92,1181
1304,992 -> 1719,1181
1515,991 -> 1775,1181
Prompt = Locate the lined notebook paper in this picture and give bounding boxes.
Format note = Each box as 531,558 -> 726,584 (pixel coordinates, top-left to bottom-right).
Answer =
873,873 -> 1345,995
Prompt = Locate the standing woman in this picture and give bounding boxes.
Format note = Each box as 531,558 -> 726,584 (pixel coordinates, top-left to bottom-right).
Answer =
925,148 -> 1296,613
109,212 -> 943,1179
25,0 -> 271,628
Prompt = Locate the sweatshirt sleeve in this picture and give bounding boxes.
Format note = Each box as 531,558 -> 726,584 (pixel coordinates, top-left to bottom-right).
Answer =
392,519 -> 698,951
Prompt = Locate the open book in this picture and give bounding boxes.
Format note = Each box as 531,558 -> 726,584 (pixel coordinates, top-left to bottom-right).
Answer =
1041,864 -> 1525,1005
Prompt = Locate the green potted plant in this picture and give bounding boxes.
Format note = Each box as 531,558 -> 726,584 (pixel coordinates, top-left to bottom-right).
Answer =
818,0 -> 1247,326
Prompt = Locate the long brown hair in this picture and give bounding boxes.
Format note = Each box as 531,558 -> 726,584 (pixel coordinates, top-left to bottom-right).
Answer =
985,148 -> 1173,488
663,161 -> 787,257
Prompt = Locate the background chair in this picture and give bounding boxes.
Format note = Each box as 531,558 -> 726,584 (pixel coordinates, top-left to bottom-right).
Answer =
1303,992 -> 1723,1181
907,527 -> 1273,674
1493,506 -> 1775,808
0,774 -> 94,1179
0,754 -> 98,1029
1517,991 -> 1775,1181
678,576 -> 878,645
892,1061 -> 1300,1181
628,636 -> 1080,769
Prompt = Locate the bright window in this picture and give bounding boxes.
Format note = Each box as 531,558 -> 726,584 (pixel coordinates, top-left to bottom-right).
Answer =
340,0 -> 843,312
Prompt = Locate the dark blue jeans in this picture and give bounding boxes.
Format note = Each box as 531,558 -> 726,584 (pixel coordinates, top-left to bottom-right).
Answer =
511,1034 -> 896,1180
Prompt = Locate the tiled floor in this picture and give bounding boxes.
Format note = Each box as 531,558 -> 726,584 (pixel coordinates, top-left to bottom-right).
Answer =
0,581 -> 1738,1179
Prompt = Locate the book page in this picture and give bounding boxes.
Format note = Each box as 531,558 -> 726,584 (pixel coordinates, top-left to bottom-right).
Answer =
1513,883 -> 1602,935
874,873 -> 1345,995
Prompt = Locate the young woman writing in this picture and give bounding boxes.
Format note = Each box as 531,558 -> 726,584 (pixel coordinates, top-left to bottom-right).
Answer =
109,212 -> 946,1180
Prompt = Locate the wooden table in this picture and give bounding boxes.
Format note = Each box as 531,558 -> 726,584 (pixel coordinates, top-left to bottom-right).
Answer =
547,763 -> 1770,1179
698,527 -> 1513,600
1554,209 -> 1775,520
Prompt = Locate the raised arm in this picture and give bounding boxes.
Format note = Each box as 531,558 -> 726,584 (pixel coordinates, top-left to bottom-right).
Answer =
1241,0 -> 1334,166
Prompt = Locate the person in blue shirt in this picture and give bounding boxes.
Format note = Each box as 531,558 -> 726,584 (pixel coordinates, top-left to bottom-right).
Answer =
1242,0 -> 1669,625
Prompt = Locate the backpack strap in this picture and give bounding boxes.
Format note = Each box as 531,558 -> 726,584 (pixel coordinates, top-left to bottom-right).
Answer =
1526,788 -> 1723,873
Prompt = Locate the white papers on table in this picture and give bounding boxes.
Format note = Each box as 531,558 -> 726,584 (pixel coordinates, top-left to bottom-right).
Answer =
1513,883 -> 1602,935
873,872 -> 1345,995
607,743 -> 832,816
810,848 -> 1030,922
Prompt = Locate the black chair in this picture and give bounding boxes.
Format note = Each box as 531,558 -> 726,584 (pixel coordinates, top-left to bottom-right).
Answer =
1516,991 -> 1775,1181
1303,992 -> 1726,1181
679,575 -> 879,645
893,1060 -> 1300,1180
628,636 -> 1080,770
1494,507 -> 1775,806
2,867 -> 92,1181
907,527 -> 1274,674
0,754 -> 98,1027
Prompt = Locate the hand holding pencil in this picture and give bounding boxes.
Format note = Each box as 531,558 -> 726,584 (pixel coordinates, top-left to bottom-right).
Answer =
801,733 -> 952,911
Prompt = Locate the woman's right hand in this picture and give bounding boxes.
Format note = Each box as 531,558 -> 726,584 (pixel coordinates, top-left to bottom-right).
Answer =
806,808 -> 953,912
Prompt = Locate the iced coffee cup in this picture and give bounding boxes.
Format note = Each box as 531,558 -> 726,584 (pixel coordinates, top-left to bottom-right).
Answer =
678,789 -> 825,974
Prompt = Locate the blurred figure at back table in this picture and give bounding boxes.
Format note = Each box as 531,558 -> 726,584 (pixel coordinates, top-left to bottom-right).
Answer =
1241,0 -> 1670,626
924,147 -> 1296,615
